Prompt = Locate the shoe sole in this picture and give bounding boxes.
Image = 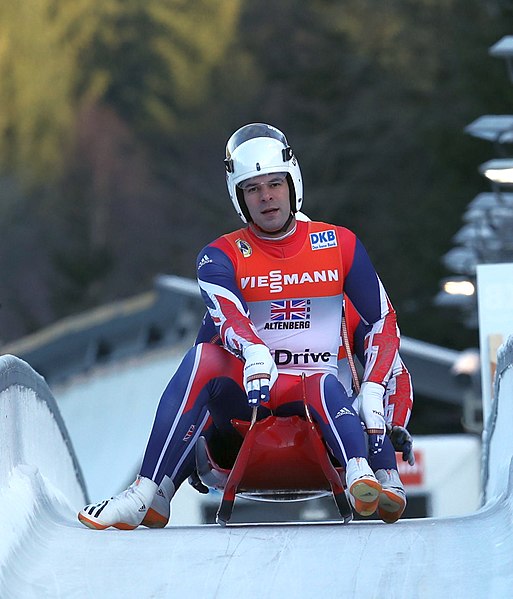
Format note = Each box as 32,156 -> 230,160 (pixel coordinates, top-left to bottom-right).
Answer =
377,489 -> 406,524
141,508 -> 169,528
78,511 -> 109,530
349,478 -> 381,517
77,511 -> 138,531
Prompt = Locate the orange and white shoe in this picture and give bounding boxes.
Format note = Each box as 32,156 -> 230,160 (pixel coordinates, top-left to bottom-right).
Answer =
142,476 -> 175,528
78,476 -> 157,530
345,457 -> 382,517
375,468 -> 407,524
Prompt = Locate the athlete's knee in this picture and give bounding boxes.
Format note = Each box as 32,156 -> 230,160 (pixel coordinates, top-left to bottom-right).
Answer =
309,373 -> 350,406
195,343 -> 243,378
323,373 -> 348,395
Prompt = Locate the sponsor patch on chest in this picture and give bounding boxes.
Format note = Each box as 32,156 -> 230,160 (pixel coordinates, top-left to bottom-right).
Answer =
309,229 -> 338,250
235,238 -> 252,258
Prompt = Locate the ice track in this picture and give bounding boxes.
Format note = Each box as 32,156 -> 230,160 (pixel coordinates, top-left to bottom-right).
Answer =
1,344 -> 513,599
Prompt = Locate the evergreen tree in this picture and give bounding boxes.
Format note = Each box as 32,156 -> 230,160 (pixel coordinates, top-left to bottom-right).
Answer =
0,0 -> 512,349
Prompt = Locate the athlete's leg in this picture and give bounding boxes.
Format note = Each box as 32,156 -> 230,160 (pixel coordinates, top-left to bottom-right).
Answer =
303,373 -> 368,463
143,373 -> 274,528
302,373 -> 382,516
369,435 -> 406,523
368,434 -> 397,471
78,343 -> 245,530
139,344 -> 245,485
169,376 -> 257,487
143,363 -> 270,528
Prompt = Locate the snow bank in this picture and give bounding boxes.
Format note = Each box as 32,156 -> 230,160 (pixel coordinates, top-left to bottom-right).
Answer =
0,355 -> 87,592
482,335 -> 513,503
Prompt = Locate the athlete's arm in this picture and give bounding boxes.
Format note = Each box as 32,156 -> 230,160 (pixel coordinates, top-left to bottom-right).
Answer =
196,241 -> 277,404
383,356 -> 413,428
194,312 -> 221,346
338,227 -> 400,387
196,241 -> 263,356
344,298 -> 413,426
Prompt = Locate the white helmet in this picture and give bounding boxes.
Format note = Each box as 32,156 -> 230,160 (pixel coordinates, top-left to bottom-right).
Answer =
224,123 -> 303,223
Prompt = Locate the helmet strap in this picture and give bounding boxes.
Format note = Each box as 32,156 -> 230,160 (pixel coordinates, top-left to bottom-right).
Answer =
286,173 -> 296,213
236,188 -> 253,223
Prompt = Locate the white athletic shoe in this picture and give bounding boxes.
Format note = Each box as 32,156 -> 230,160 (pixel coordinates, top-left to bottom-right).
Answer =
345,457 -> 382,517
141,475 -> 175,528
78,476 -> 158,530
375,468 -> 407,524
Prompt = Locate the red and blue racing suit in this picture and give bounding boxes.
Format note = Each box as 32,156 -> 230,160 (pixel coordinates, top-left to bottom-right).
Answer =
139,220 -> 404,487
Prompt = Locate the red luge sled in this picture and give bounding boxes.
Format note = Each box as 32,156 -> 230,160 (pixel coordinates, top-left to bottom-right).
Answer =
195,376 -> 353,525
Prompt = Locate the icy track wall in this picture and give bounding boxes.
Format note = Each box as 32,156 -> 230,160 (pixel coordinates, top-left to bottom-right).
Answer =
0,354 -> 87,586
482,334 -> 513,504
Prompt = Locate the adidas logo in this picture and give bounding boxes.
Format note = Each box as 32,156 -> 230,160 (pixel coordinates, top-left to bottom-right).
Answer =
198,254 -> 213,269
335,407 -> 353,418
139,504 -> 146,512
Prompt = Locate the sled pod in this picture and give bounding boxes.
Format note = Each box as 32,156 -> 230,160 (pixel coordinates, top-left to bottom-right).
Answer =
196,411 -> 353,525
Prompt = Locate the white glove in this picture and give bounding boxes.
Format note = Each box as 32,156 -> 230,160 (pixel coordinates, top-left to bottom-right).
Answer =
357,381 -> 386,455
242,344 -> 278,406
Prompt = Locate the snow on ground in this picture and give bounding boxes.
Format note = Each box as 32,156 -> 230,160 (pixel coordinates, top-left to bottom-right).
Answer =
1,341 -> 513,598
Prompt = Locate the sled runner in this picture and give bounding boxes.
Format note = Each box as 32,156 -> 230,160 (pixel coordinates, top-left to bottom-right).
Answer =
195,375 -> 353,526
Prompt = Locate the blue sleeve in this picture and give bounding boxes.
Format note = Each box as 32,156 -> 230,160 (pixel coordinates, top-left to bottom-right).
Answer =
343,235 -> 399,385
196,245 -> 249,314
194,312 -> 222,345
343,237 -> 386,325
196,243 -> 262,352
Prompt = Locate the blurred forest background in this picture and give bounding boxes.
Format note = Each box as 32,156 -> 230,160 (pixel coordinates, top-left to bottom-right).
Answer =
1,0 -> 513,350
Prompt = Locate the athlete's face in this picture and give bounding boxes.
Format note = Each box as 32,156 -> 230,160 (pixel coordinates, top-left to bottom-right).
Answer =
240,173 -> 292,235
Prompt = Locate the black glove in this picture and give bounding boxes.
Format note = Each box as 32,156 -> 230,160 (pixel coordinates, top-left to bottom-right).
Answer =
389,425 -> 415,466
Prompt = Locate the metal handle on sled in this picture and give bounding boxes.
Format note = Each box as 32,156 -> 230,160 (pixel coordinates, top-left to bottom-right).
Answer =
250,406 -> 258,428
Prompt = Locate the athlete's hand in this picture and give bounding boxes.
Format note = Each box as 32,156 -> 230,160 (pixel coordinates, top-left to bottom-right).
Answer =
357,381 -> 386,456
242,344 -> 278,406
389,425 -> 415,466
